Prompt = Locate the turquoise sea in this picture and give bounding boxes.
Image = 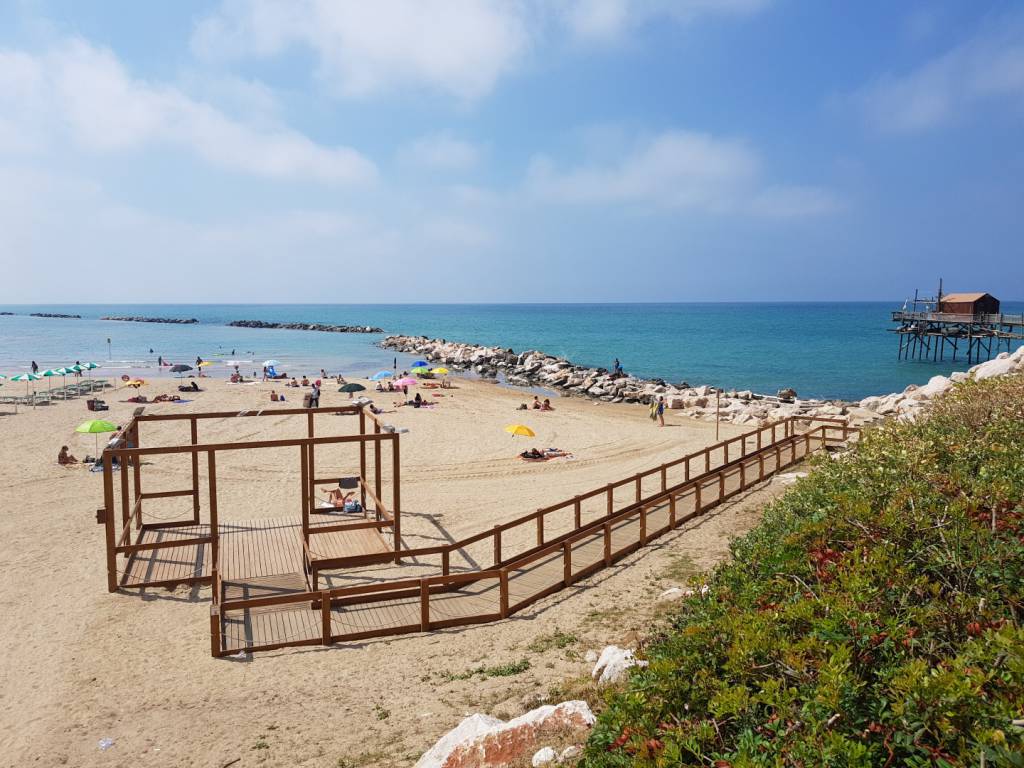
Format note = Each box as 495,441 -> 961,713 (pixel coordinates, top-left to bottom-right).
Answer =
1,303 -> 1021,401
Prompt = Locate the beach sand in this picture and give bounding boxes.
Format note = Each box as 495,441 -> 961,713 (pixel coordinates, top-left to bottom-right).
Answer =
0,372 -> 795,767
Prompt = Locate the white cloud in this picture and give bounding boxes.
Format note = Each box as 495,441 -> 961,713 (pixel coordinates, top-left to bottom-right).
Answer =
853,15 -> 1024,134
0,39 -> 376,184
192,0 -> 530,101
527,130 -> 840,218
560,0 -> 770,42
527,131 -> 758,211
398,134 -> 483,171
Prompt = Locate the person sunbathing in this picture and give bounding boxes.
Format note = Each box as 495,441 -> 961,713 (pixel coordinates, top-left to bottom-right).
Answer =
270,390 -> 279,402
58,446 -> 78,465
519,447 -> 544,460
178,381 -> 201,392
540,398 -> 555,411
152,394 -> 181,403
301,376 -> 310,386
324,488 -> 363,512
531,396 -> 541,409
287,378 -> 299,388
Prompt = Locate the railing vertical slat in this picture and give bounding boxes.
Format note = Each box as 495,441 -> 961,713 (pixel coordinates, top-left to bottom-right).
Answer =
419,580 -> 429,632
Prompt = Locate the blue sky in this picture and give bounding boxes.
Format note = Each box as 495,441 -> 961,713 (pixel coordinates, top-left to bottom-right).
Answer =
0,0 -> 1022,302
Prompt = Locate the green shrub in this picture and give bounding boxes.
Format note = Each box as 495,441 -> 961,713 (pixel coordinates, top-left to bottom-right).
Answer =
583,374 -> 1024,767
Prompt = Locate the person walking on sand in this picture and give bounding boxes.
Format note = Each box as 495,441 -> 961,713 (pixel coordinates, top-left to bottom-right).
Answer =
309,381 -> 321,408
31,360 -> 38,374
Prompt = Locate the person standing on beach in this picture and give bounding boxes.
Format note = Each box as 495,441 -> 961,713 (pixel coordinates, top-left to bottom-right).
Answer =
309,381 -> 321,408
31,361 -> 38,374
656,396 -> 666,427
158,355 -> 163,367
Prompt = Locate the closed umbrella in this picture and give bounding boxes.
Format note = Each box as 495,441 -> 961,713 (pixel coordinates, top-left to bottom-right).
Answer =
75,419 -> 118,455
504,424 -> 536,438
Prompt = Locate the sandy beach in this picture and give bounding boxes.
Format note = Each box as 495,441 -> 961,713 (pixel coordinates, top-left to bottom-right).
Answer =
0,371 -> 793,767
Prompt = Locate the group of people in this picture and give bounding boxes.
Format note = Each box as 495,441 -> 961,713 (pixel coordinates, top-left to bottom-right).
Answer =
531,396 -> 555,411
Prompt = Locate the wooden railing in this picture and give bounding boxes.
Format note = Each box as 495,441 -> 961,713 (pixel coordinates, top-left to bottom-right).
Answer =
211,417 -> 859,656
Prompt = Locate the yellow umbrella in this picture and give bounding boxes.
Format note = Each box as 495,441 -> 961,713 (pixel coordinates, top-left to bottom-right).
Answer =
197,361 -> 214,367
504,424 -> 535,438
430,367 -> 449,375
126,380 -> 145,388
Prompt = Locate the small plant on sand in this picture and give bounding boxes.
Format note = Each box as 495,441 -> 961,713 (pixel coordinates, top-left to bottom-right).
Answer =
372,702 -> 390,720
528,628 -> 578,654
441,658 -> 531,682
251,739 -> 269,751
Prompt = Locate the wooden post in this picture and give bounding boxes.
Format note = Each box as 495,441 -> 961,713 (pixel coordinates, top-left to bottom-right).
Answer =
120,452 -> 130,537
603,523 -> 612,565
639,505 -> 647,545
724,440 -> 729,465
574,496 -> 582,528
562,541 -> 572,587
190,417 -> 200,523
300,443 -> 309,541
103,453 -> 117,592
536,513 -> 544,546
307,411 -> 315,513
373,420 -> 382,510
695,481 -> 702,514
739,460 -> 746,490
660,465 -> 667,492
684,457 -> 690,482
669,492 -> 677,528
208,451 -> 219,568
419,579 -> 429,632
392,435 -> 401,563
131,424 -> 142,529
358,409 -> 367,508
607,484 -> 613,516
634,474 -> 641,503
442,549 -> 450,576
209,605 -> 221,657
758,453 -> 765,481
757,428 -> 762,450
493,526 -> 502,567
705,449 -> 710,474
321,591 -> 332,646
718,470 -> 725,501
499,569 -> 509,618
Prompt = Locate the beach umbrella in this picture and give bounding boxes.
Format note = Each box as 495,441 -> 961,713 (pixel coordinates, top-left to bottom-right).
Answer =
339,383 -> 366,393
82,361 -> 99,378
197,361 -> 213,367
262,360 -> 280,367
393,377 -> 417,386
40,369 -> 60,393
10,372 -> 42,407
411,360 -> 429,368
75,418 -> 118,454
170,364 -> 192,377
371,371 -> 393,381
430,367 -> 449,375
504,424 -> 536,438
411,366 -> 430,375
126,379 -> 145,388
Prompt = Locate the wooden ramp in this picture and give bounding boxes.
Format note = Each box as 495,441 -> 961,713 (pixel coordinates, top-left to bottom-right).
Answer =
215,427 -> 850,655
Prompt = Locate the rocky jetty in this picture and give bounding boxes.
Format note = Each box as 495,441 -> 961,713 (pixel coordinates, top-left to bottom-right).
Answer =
229,320 -> 383,333
29,312 -> 80,319
101,316 -> 198,324
0,311 -> 13,315
380,335 -> 850,426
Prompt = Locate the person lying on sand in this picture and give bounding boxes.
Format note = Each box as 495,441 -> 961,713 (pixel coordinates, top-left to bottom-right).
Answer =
152,394 -> 181,403
540,398 -> 554,411
58,446 -> 78,465
323,487 -> 363,513
519,448 -> 573,461
178,381 -> 201,392
395,393 -> 428,408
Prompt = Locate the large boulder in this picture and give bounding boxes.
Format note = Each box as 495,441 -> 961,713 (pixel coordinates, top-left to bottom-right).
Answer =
415,701 -> 595,768
972,356 -> 1017,381
591,645 -> 648,685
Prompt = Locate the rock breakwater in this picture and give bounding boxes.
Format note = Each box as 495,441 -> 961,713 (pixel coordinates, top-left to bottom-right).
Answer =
29,312 -> 80,319
229,320 -> 383,333
101,316 -> 198,324
381,335 -> 850,426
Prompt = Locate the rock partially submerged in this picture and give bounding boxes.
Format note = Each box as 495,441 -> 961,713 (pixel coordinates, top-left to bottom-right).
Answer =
229,319 -> 383,333
415,701 -> 595,768
101,315 -> 198,324
29,312 -> 80,319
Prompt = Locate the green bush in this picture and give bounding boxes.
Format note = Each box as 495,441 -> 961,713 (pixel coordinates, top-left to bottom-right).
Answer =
583,374 -> 1024,767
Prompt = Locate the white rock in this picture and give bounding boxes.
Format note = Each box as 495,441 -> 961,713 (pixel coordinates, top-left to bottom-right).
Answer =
584,650 -> 598,663
950,371 -> 969,382
592,646 -> 648,685
532,747 -> 557,766
914,375 -> 951,399
560,745 -> 583,761
973,357 -> 1017,381
658,587 -> 686,602
416,713 -> 504,768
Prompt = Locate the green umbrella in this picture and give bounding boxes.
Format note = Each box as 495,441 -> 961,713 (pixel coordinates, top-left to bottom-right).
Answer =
40,369 -> 61,395
410,366 -> 430,374
76,419 -> 118,455
339,382 -> 365,399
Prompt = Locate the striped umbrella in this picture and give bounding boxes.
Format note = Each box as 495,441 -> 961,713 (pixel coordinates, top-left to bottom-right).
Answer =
10,372 -> 42,406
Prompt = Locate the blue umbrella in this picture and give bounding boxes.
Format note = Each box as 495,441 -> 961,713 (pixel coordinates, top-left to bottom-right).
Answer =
371,371 -> 393,381
411,360 -> 428,368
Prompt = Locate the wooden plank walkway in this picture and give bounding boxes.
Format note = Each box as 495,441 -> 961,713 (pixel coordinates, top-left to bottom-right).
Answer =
218,433 -> 826,653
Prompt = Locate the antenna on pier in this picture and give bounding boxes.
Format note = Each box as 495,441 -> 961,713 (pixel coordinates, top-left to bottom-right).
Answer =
937,277 -> 943,305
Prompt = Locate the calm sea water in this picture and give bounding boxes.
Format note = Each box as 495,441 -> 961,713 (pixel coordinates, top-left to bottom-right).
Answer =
1,303 -> 1021,401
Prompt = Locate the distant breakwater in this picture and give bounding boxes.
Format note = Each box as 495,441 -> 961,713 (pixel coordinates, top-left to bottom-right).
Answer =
228,320 -> 383,334
30,312 -> 81,319
381,335 -> 853,427
102,316 -> 198,324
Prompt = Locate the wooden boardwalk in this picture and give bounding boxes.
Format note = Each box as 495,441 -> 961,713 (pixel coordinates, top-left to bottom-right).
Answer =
215,433 -> 821,653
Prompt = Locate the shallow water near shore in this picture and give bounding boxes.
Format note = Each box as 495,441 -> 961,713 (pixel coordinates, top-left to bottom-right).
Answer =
2,302 -> 1021,400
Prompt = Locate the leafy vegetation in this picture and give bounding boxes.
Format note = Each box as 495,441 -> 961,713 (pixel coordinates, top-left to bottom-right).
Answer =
583,374 -> 1024,766
441,658 -> 532,682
